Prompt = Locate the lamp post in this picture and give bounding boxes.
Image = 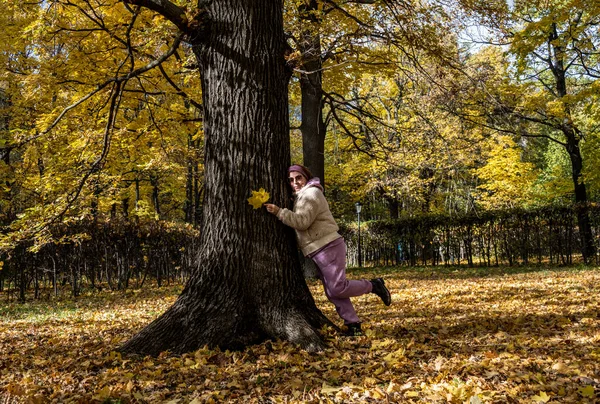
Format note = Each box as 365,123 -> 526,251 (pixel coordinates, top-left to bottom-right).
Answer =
355,202 -> 362,267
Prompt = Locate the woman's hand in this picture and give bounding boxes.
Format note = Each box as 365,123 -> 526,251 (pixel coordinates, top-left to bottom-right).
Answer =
265,204 -> 280,215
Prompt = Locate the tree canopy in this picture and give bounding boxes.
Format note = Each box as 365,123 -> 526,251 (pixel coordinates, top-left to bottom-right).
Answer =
2,0 -> 598,238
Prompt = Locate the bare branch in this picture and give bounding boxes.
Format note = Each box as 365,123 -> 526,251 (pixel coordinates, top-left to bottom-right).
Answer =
573,47 -> 600,78
158,64 -> 203,111
324,92 -> 390,161
322,0 -> 371,26
447,104 -> 569,148
293,60 -> 351,75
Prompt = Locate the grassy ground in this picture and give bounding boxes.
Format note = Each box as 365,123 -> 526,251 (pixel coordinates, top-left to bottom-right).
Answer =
1,265 -> 599,403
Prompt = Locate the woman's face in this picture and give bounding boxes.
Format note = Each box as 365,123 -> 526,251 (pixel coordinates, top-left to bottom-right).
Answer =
288,171 -> 307,193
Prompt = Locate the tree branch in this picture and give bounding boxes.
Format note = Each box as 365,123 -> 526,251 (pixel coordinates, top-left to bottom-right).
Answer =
123,0 -> 191,33
158,64 -> 203,111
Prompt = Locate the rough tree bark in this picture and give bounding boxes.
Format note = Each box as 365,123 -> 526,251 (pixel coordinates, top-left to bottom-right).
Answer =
120,0 -> 332,356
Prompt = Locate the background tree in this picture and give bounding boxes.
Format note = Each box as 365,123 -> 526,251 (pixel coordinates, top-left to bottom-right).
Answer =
322,47 -> 487,220
442,0 -> 600,260
285,0 -> 454,187
0,0 -> 203,245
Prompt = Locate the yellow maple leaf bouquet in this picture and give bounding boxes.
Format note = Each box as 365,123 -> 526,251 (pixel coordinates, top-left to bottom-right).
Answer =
248,188 -> 270,209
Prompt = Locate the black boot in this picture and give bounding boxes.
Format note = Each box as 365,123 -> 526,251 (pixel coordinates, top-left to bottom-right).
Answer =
371,278 -> 391,306
344,322 -> 363,336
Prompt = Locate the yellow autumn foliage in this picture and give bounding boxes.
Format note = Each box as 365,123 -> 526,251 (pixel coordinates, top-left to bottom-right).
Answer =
475,137 -> 540,209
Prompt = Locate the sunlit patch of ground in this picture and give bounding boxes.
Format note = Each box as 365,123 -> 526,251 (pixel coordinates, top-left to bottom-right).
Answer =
1,266 -> 599,403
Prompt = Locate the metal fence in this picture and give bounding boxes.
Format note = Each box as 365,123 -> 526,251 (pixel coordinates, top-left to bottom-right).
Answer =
342,204 -> 600,267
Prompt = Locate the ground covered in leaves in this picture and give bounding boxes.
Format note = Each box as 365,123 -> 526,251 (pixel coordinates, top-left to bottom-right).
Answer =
1,266 -> 599,403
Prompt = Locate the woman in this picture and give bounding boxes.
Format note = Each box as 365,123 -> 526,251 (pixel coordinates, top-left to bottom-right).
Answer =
265,164 -> 391,336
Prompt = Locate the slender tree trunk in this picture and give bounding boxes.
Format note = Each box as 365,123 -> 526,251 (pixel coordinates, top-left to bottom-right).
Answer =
122,197 -> 129,217
134,178 -> 140,208
565,131 -> 595,262
150,175 -> 161,217
299,30 -> 327,185
120,0 -> 331,356
551,31 -> 595,263
561,110 -> 594,263
387,198 -> 399,220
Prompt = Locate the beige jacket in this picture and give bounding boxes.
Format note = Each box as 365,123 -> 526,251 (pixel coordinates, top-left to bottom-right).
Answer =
277,185 -> 342,256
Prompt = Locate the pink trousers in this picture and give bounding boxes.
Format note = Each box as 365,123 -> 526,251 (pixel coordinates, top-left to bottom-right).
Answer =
308,237 -> 372,324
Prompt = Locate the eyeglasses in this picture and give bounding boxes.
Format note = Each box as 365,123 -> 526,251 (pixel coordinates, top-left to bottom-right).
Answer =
288,175 -> 305,183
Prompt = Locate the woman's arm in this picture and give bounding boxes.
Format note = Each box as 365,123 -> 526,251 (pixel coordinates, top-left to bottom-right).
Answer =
265,204 -> 280,215
265,188 -> 322,230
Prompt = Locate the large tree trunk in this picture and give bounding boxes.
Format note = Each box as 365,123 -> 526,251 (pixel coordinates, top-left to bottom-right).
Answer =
120,0 -> 331,356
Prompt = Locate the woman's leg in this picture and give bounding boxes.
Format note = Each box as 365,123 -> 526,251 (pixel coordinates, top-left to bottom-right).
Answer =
311,239 -> 372,324
315,270 -> 361,325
